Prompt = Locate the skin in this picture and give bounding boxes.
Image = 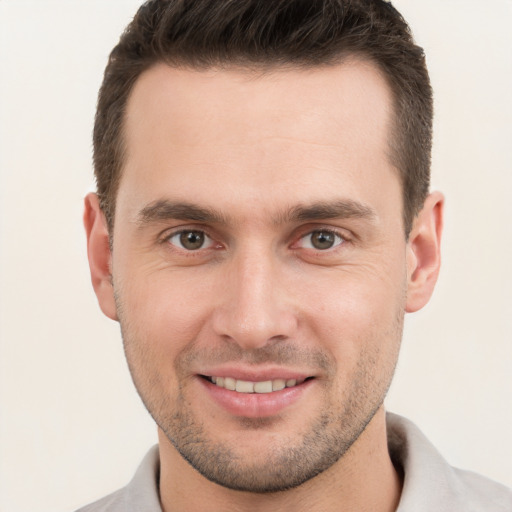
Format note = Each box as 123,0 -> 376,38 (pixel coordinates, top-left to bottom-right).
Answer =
85,59 -> 443,511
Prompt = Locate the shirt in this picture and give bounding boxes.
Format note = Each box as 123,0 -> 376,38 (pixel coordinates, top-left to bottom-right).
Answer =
76,413 -> 512,511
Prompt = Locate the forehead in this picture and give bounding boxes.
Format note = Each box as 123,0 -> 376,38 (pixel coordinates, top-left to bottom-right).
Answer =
125,59 -> 392,148
118,60 -> 398,225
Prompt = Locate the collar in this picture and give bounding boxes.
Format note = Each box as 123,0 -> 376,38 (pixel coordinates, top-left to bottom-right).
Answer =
80,413 -> 511,511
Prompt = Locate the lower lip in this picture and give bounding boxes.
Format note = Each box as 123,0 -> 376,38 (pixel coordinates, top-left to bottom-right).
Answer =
199,377 -> 313,418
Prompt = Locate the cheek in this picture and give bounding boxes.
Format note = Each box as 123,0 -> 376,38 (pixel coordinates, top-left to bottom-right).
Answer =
115,263 -> 222,361
116,273 -> 209,400
300,259 -> 407,363
302,270 -> 405,413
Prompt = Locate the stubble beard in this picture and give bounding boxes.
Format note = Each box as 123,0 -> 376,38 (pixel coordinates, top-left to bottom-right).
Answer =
157,383 -> 386,493
121,339 -> 402,493
117,293 -> 404,493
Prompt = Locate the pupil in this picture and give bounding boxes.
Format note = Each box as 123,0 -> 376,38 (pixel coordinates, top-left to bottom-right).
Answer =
312,231 -> 334,250
180,231 -> 204,250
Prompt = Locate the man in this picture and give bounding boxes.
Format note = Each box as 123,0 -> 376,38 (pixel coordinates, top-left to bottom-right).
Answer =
80,0 -> 512,510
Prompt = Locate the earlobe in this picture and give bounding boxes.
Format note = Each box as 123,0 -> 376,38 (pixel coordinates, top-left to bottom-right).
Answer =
405,191 -> 444,313
83,193 -> 118,321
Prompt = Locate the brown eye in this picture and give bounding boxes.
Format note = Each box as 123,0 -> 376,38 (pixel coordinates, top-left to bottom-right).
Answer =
311,231 -> 335,249
168,230 -> 213,251
180,231 -> 204,250
300,230 -> 344,250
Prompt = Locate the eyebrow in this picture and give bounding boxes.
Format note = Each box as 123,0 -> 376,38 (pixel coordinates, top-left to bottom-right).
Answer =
137,200 -> 228,226
136,198 -> 377,227
285,200 -> 377,223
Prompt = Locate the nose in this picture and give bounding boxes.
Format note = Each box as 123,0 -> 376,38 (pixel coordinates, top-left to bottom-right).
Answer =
211,246 -> 298,350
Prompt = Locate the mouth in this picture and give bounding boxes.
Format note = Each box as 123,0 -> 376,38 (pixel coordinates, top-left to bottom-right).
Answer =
197,371 -> 316,418
202,375 -> 311,394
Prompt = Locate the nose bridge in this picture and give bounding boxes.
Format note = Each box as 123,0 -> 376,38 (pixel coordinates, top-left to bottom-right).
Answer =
213,240 -> 297,348
237,246 -> 275,318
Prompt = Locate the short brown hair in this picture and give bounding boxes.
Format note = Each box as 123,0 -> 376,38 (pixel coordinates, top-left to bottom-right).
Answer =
94,0 -> 432,235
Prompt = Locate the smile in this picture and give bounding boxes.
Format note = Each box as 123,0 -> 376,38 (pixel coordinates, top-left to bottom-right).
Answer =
199,373 -> 315,417
208,376 -> 306,394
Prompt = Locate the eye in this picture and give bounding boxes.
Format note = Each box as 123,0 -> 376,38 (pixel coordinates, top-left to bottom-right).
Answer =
298,229 -> 345,250
167,230 -> 215,251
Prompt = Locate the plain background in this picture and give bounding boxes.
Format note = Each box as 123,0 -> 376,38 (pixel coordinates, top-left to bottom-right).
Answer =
0,1 -> 511,511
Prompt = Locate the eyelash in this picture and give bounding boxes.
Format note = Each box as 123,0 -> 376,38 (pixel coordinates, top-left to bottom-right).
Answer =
296,228 -> 346,251
163,229 -> 218,252
161,226 -> 350,254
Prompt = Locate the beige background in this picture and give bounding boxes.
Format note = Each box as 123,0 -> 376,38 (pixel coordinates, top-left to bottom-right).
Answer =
1,1 -> 511,511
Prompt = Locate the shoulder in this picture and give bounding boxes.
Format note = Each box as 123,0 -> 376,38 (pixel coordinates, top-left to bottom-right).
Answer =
450,467 -> 512,512
75,488 -> 127,512
387,412 -> 512,512
74,445 -> 162,512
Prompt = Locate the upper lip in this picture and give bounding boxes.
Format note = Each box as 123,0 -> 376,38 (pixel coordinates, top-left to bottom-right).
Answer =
197,365 -> 314,382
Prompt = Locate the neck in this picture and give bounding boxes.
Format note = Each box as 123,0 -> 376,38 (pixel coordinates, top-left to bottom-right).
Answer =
158,407 -> 402,512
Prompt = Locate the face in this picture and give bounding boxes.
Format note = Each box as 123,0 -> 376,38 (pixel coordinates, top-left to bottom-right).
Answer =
94,60 -> 417,492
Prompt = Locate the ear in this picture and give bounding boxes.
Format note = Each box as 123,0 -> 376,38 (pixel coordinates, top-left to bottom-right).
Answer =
83,193 -> 118,321
405,191 -> 444,313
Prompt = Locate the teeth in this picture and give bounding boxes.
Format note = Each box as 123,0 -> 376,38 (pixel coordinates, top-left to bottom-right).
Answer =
272,379 -> 286,391
224,377 -> 236,391
235,380 -> 255,393
254,381 -> 272,393
210,376 -> 303,393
